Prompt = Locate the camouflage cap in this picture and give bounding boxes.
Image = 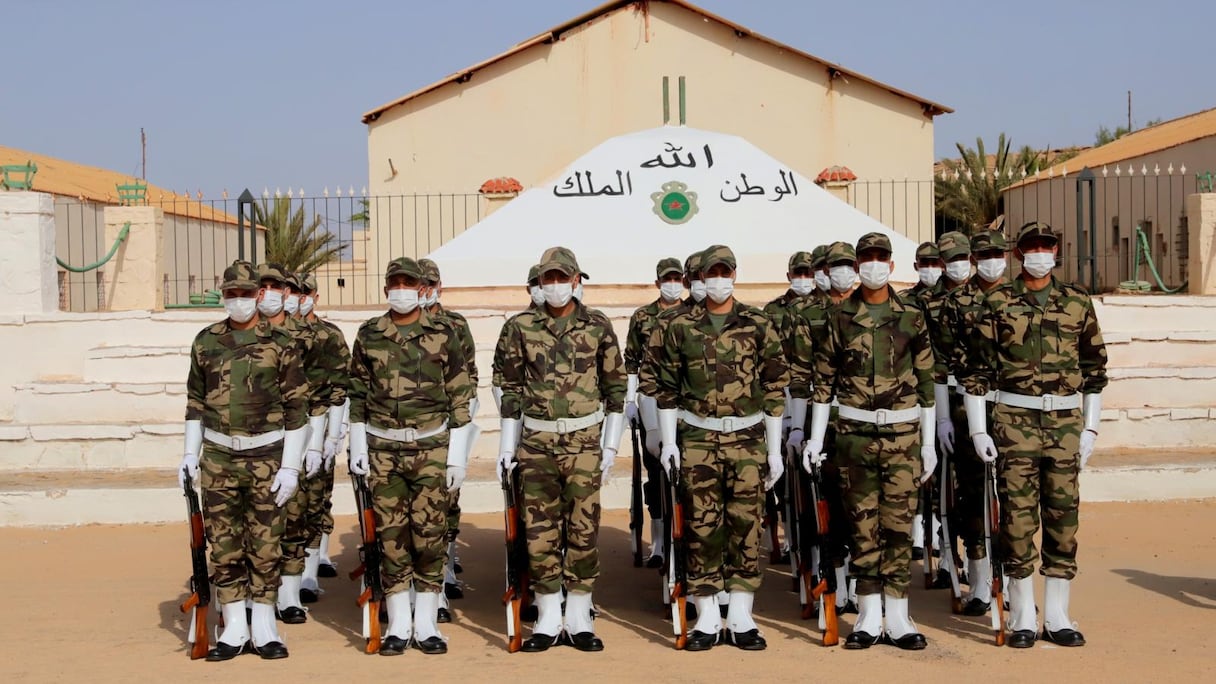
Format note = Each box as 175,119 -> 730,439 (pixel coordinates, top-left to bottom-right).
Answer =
284,271 -> 303,292
787,250 -> 815,271
684,250 -> 703,277
300,273 -> 317,294
810,244 -> 830,269
527,264 -> 540,285
855,232 -> 892,256
938,231 -> 971,260
418,258 -> 441,284
220,260 -> 258,290
256,262 -> 289,286
915,241 -> 941,261
385,256 -> 424,280
538,246 -> 588,280
1016,221 -> 1059,247
655,257 -> 683,279
826,241 -> 856,265
700,244 -> 737,272
971,229 -> 1009,253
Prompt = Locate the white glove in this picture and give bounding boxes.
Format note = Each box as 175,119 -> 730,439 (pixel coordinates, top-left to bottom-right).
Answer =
658,408 -> 680,472
920,445 -> 938,485
338,400 -> 350,440
625,374 -> 639,422
800,401 -> 832,473
447,465 -> 466,491
919,406 -> 937,485
964,393 -> 998,463
1079,431 -> 1096,469
625,402 -> 639,423
271,467 -> 299,507
644,429 -> 661,457
801,441 -> 826,472
601,447 -> 617,481
1080,393 -> 1101,469
178,453 -> 200,489
935,384 -> 955,456
323,437 -> 341,470
660,443 -> 680,472
304,448 -> 323,478
764,415 -> 784,490
786,428 -> 804,455
180,419 -> 202,488
348,423 -> 369,475
497,418 -> 520,481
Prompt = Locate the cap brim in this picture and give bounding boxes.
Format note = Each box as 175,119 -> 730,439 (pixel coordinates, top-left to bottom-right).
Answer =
221,279 -> 259,290
657,267 -> 683,278
538,262 -> 577,277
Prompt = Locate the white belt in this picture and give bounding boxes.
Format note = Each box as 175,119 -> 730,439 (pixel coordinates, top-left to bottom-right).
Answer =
367,420 -> 448,443
203,428 -> 283,451
952,384 -> 997,402
996,391 -> 1081,411
523,409 -> 604,435
679,411 -> 763,433
836,405 -> 921,426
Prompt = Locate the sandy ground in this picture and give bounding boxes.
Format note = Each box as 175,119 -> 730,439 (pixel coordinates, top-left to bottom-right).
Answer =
0,501 -> 1212,682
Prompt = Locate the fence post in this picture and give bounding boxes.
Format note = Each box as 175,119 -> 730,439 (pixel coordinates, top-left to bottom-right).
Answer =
0,191 -> 58,314
101,205 -> 166,311
1075,168 -> 1097,292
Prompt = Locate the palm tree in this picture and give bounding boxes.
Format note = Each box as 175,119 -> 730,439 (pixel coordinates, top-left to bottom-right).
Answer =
935,134 -> 1049,235
253,197 -> 342,274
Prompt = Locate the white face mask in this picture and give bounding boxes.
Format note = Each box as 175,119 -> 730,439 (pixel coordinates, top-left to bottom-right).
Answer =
918,267 -> 942,288
829,265 -> 857,292
945,260 -> 972,284
299,295 -> 314,317
814,271 -> 831,292
386,288 -> 419,314
690,279 -> 707,302
789,277 -> 814,296
421,288 -> 438,308
543,282 -> 573,308
573,282 -> 584,302
858,261 -> 891,290
659,281 -> 684,302
704,277 -> 734,304
256,289 -> 284,316
1022,252 -> 1055,279
529,285 -> 545,306
225,297 -> 257,324
977,257 -> 1007,283
283,293 -> 300,316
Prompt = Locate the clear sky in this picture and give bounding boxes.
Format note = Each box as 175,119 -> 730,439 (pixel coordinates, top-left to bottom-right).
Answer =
3,0 -> 1213,198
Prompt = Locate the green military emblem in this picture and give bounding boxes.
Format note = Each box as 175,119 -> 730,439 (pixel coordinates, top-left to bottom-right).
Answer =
651,181 -> 698,225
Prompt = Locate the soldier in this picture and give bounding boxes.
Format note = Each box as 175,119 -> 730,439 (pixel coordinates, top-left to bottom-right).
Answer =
900,241 -> 943,300
624,257 -> 686,568
493,264 -> 543,413
496,247 -> 626,652
419,258 -> 479,621
654,245 -> 789,651
292,274 -> 351,600
962,222 -> 1107,649
802,232 -> 936,650
347,257 -> 475,655
178,260 -> 308,660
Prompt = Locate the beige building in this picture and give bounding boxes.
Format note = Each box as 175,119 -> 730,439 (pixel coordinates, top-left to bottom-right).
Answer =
1,145 -> 263,311
1002,107 -> 1216,292
358,0 -> 950,292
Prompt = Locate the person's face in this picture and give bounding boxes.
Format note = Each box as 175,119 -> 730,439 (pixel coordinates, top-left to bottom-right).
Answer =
704,263 -> 735,280
383,274 -> 419,297
857,248 -> 892,266
916,257 -> 943,270
788,266 -> 814,281
1017,237 -> 1058,259
541,270 -> 576,286
656,272 -> 683,288
223,287 -> 257,299
975,249 -> 1006,262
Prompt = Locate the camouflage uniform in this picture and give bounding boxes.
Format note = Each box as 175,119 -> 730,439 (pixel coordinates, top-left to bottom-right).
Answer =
303,308 -> 351,552
349,283 -> 474,595
498,267 -> 626,596
654,246 -> 789,596
812,237 -> 934,599
962,255 -> 1108,581
186,282 -> 308,606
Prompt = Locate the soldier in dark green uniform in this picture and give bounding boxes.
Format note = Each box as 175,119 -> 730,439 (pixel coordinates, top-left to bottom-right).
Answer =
900,241 -> 943,300
654,245 -> 789,652
962,222 -> 1107,649
348,257 -> 476,655
179,260 -> 308,660
496,247 -> 627,653
625,257 -> 685,567
803,233 -> 936,650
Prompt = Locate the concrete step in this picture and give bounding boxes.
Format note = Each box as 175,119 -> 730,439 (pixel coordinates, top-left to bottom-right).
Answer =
1095,296 -> 1216,334
14,381 -> 185,424
83,345 -> 191,384
1104,367 -> 1216,409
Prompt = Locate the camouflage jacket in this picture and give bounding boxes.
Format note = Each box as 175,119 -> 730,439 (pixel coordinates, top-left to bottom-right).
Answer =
764,289 -> 814,363
492,307 -> 535,388
919,279 -> 969,385
432,304 -> 478,387
638,297 -> 697,397
185,318 -> 308,435
941,278 -> 1000,380
625,298 -> 681,376
812,288 -> 934,432
961,277 -> 1108,398
349,311 -> 474,434
498,301 -> 627,422
312,318 -> 352,407
654,300 -> 789,418
898,281 -> 931,301
270,316 -> 330,416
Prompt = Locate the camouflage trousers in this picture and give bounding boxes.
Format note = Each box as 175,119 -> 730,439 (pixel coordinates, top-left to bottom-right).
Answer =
281,481 -> 311,575
368,440 -> 450,595
948,392 -> 987,560
200,445 -> 286,605
836,427 -> 921,598
305,465 -> 336,550
445,489 -> 462,543
518,427 -> 602,595
992,404 -> 1082,580
639,422 -> 664,519
681,425 -> 766,596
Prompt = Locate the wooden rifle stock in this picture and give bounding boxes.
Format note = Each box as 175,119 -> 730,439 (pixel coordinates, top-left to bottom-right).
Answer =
986,464 -> 1006,646
669,466 -> 688,650
179,471 -> 210,660
628,418 -> 643,567
349,472 -> 382,654
502,472 -> 524,653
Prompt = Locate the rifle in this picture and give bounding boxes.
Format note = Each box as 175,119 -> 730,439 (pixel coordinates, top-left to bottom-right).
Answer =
804,461 -> 839,646
628,418 -> 644,567
348,472 -> 383,654
666,464 -> 688,650
501,470 -> 525,653
985,463 -> 1006,646
921,477 -> 935,590
178,471 -> 210,660
764,489 -> 783,565
783,440 -> 801,592
938,449 -> 964,613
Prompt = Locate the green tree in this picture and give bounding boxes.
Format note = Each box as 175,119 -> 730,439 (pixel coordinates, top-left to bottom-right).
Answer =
935,134 -> 1047,234
1095,118 -> 1162,146
254,197 -> 342,274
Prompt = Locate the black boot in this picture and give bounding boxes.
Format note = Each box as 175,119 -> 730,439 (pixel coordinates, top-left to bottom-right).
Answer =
378,635 -> 409,656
